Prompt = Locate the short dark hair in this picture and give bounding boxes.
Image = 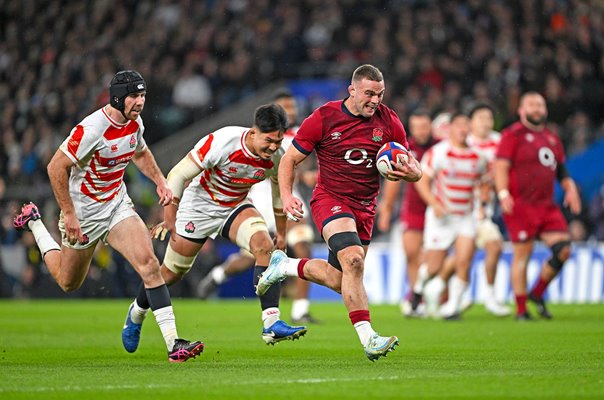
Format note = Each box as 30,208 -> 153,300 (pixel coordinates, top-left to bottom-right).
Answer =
254,103 -> 288,133
467,102 -> 494,118
410,108 -> 432,119
449,109 -> 468,122
352,64 -> 383,83
272,88 -> 294,102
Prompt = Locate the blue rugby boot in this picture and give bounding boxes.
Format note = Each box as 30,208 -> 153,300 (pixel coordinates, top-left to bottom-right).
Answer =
262,320 -> 307,345
122,303 -> 143,353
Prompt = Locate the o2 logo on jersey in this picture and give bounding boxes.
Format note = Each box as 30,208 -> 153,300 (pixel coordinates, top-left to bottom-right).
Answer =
538,147 -> 556,170
344,148 -> 373,168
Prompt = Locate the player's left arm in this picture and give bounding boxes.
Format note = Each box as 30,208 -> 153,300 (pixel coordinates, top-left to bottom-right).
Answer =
557,164 -> 581,214
131,147 -> 172,206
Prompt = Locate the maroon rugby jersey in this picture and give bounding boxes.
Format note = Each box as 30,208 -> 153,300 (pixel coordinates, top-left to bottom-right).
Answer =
496,121 -> 565,205
293,99 -> 409,211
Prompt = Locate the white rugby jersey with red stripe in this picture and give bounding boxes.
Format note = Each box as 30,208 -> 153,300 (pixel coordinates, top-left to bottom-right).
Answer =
421,140 -> 487,216
467,131 -> 501,217
59,107 -> 146,220
183,126 -> 283,212
467,131 -> 501,165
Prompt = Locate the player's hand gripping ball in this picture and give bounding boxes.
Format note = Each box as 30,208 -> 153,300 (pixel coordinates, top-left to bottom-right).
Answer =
376,142 -> 409,180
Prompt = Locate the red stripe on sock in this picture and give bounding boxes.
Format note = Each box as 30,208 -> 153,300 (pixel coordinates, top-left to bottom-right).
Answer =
297,258 -> 309,280
531,278 -> 549,298
349,309 -> 370,325
515,294 -> 527,315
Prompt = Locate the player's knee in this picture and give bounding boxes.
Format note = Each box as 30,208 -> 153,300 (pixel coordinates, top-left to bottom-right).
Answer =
249,232 -> 273,259
236,217 -> 269,254
548,240 -> 571,271
163,244 -> 197,277
340,250 -> 365,275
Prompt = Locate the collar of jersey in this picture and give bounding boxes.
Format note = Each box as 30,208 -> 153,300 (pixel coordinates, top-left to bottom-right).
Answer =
102,106 -> 130,128
341,97 -> 369,120
241,129 -> 260,159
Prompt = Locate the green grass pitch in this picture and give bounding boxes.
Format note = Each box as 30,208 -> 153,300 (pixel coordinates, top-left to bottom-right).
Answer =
0,300 -> 603,399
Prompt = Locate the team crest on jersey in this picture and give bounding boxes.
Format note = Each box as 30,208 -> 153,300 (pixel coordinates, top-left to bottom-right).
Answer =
129,135 -> 136,148
80,234 -> 90,245
185,221 -> 195,233
111,144 -> 118,152
253,170 -> 266,180
525,133 -> 534,142
372,128 -> 384,142
330,205 -> 342,214
330,132 -> 342,140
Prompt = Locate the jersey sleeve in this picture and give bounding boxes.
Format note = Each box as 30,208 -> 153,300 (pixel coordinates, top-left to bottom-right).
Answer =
291,109 -> 324,155
554,135 -> 566,165
496,129 -> 517,161
189,133 -> 220,169
59,124 -> 102,164
135,118 -> 147,153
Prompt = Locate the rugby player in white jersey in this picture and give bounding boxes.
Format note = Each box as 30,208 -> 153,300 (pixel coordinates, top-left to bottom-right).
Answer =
196,90 -> 320,324
13,71 -> 204,362
121,103 -> 307,349
409,111 -> 488,319
464,103 -> 510,316
436,103 -> 511,317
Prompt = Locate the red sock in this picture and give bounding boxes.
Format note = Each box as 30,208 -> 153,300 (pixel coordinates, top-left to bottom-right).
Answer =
297,258 -> 309,280
349,309 -> 370,325
515,294 -> 527,315
530,278 -> 549,299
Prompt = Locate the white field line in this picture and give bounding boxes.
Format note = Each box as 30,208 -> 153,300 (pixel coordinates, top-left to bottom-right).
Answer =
0,376 -> 401,393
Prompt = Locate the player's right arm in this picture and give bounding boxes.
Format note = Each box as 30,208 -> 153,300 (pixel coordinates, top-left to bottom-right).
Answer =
278,145 -> 308,222
47,149 -> 83,245
153,134 -> 213,240
494,158 -> 513,214
155,153 -> 202,239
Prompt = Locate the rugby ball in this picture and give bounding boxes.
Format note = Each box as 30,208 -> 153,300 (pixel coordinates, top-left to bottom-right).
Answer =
376,142 -> 409,179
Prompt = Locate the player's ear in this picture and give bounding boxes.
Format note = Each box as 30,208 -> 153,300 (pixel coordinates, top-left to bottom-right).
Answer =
348,84 -> 355,96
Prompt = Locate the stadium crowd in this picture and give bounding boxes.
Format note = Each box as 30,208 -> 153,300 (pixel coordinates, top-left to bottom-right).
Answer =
1,0 -> 603,297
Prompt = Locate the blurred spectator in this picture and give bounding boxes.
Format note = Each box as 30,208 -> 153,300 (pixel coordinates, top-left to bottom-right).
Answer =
589,184 -> 604,241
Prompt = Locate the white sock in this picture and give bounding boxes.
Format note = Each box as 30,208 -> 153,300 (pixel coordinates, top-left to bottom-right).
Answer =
153,306 -> 178,350
283,258 -> 301,277
413,263 -> 429,294
211,265 -> 226,284
29,220 -> 60,255
262,307 -> 280,328
449,275 -> 468,313
485,284 -> 496,303
291,299 -> 310,320
131,300 -> 149,324
354,321 -> 376,347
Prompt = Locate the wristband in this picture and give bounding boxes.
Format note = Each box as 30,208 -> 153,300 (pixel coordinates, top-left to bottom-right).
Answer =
497,189 -> 510,201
